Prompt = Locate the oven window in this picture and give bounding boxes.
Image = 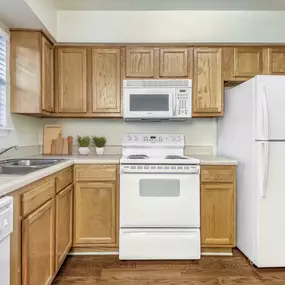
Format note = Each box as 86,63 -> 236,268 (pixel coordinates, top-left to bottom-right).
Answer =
130,94 -> 169,112
139,179 -> 180,197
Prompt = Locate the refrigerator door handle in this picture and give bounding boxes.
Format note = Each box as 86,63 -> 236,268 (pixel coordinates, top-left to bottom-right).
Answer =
261,86 -> 269,140
261,141 -> 269,198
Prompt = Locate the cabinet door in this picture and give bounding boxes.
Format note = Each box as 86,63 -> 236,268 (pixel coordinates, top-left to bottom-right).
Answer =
268,48 -> 285,75
55,185 -> 73,271
126,47 -> 155,78
74,182 -> 116,245
159,48 -> 189,77
201,183 -> 235,246
41,36 -> 54,112
234,47 -> 263,77
92,48 -> 121,114
193,48 -> 223,116
22,199 -> 55,285
57,48 -> 87,113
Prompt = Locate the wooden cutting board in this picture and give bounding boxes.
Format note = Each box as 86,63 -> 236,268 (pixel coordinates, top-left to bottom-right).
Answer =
51,132 -> 69,155
43,125 -> 62,154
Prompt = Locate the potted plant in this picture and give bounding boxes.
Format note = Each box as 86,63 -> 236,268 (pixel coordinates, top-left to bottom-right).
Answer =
77,136 -> 90,155
92,136 -> 107,155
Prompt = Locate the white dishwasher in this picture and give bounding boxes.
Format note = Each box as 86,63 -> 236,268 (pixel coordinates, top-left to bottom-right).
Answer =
0,196 -> 13,285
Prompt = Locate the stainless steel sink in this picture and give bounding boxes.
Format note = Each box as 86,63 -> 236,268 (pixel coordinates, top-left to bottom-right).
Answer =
0,159 -> 66,175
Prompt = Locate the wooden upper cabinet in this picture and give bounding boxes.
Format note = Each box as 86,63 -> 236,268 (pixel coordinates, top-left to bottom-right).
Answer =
74,182 -> 116,245
159,48 -> 191,77
10,31 -> 54,114
201,183 -> 235,246
41,36 -> 54,112
22,199 -> 55,285
125,47 -> 156,78
55,185 -> 73,271
92,48 -> 121,114
267,48 -> 285,75
192,48 -> 223,117
233,47 -> 263,77
56,48 -> 87,113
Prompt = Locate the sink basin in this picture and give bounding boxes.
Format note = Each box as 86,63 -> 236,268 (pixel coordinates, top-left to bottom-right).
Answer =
0,159 -> 66,175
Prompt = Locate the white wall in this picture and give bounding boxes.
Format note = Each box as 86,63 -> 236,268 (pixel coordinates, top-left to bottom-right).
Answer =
57,11 -> 285,43
42,118 -> 217,153
0,21 -> 43,149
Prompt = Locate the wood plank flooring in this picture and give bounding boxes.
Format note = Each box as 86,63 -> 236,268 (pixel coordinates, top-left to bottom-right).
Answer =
53,250 -> 285,284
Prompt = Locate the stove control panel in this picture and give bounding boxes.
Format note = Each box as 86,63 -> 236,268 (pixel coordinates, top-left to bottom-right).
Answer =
123,134 -> 184,145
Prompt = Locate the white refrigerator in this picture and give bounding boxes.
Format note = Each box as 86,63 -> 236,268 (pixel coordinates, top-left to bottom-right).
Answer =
218,75 -> 285,268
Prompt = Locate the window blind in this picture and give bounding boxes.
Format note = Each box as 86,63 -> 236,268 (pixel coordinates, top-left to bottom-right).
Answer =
0,34 -> 6,127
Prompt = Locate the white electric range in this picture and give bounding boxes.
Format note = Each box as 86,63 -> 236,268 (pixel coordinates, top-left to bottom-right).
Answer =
119,133 -> 201,260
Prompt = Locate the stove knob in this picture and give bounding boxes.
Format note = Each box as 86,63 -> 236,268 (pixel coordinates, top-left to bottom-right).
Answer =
158,136 -> 162,142
170,136 -> 175,141
133,136 -> 138,141
176,136 -> 181,141
127,135 -> 132,141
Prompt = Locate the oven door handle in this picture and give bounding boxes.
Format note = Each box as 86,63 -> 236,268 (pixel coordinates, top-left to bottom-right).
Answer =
120,169 -> 200,174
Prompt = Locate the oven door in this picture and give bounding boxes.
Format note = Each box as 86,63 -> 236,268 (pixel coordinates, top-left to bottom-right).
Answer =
123,88 -> 174,119
120,172 -> 200,228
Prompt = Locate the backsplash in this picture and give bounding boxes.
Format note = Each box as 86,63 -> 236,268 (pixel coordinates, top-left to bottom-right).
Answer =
42,118 -> 217,155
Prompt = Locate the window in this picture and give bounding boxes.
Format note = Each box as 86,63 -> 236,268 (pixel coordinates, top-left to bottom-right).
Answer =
0,30 -> 8,128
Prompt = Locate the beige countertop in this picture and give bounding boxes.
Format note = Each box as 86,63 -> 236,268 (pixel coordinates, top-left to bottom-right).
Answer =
0,154 -> 237,198
190,155 -> 238,166
0,154 -> 121,198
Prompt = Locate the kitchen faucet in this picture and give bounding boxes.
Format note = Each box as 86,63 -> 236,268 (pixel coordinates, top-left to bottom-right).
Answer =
0,145 -> 18,156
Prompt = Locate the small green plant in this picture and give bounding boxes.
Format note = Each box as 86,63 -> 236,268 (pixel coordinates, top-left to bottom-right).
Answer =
92,136 -> 107,148
77,136 -> 90,147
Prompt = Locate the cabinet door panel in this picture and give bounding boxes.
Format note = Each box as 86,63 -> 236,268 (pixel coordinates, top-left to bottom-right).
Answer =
126,48 -> 155,77
22,200 -> 55,285
234,47 -> 263,77
201,183 -> 235,246
57,48 -> 87,112
74,182 -> 116,245
41,36 -> 54,112
193,48 -> 223,116
160,48 -> 188,77
268,48 -> 285,75
55,185 -> 73,271
92,49 -> 121,113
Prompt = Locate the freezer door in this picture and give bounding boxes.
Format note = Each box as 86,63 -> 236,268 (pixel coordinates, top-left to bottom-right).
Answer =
255,141 -> 285,267
255,75 -> 285,140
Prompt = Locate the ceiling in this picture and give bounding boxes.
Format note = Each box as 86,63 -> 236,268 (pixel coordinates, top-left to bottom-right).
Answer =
52,0 -> 285,11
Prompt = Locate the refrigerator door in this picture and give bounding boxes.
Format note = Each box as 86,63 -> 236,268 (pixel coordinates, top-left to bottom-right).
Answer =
255,75 -> 285,141
255,141 -> 285,267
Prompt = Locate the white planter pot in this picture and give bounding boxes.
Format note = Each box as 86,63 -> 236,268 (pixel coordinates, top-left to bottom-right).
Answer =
96,147 -> 104,155
79,147 -> 90,155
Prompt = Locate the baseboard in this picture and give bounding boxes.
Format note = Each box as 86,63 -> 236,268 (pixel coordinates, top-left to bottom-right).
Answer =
201,247 -> 233,256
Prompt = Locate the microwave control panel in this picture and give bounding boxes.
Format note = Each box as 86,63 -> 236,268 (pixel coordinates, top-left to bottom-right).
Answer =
175,88 -> 191,117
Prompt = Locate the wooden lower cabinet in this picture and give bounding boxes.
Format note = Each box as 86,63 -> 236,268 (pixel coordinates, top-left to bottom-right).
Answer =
200,165 -> 236,253
55,185 -> 73,270
22,199 -> 55,285
74,181 -> 117,246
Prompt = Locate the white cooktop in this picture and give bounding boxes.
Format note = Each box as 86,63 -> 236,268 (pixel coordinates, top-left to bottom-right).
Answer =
121,133 -> 200,165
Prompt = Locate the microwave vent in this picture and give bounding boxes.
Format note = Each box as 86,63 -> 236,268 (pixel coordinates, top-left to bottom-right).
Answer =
123,79 -> 192,88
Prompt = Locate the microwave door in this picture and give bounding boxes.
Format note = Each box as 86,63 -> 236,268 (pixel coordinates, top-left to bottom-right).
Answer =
123,89 -> 174,119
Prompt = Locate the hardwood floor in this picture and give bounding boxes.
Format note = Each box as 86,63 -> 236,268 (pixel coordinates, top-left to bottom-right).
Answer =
53,250 -> 285,284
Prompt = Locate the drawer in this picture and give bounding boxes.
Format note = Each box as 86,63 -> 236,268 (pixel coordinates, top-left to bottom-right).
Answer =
119,228 -> 200,260
22,178 -> 55,217
201,167 -> 234,183
56,167 -> 73,193
74,165 -> 117,181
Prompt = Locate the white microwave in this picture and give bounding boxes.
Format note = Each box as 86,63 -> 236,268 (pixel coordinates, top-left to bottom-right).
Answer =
123,79 -> 192,120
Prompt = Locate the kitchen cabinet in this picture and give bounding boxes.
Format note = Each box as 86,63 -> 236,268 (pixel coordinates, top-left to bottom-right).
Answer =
200,165 -> 236,254
22,199 -> 55,285
267,47 -> 285,75
56,48 -> 87,113
223,47 -> 265,81
10,31 -> 54,115
192,48 -> 223,117
125,47 -> 156,78
73,164 -> 119,250
159,48 -> 192,78
55,184 -> 73,271
91,48 -> 121,114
